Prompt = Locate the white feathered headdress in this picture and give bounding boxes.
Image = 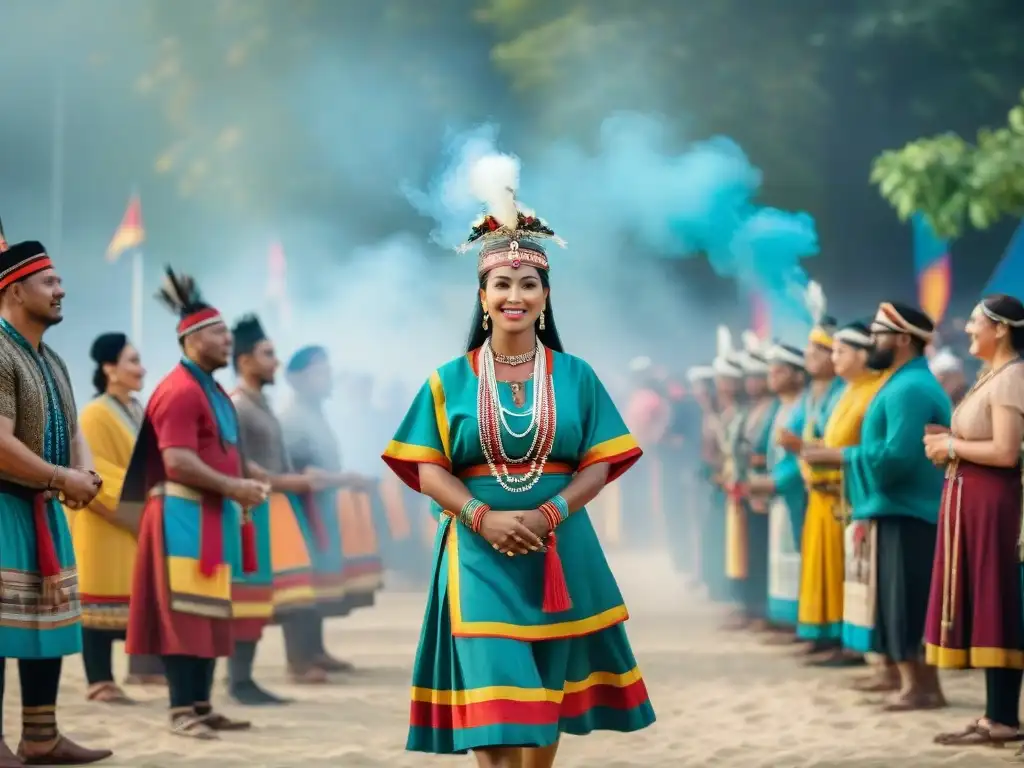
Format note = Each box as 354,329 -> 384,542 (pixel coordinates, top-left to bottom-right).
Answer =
712,326 -> 743,378
805,280 -> 827,326
739,330 -> 769,374
457,151 -> 566,273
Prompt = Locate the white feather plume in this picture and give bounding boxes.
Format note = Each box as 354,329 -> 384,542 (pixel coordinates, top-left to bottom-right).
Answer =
742,330 -> 761,354
716,325 -> 733,358
805,280 -> 826,324
468,152 -> 520,228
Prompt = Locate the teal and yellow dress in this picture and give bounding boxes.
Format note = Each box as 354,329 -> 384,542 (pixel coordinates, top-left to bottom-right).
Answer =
383,347 -> 656,754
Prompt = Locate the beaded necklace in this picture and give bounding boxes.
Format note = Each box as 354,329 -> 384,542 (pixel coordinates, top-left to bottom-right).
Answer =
476,338 -> 556,493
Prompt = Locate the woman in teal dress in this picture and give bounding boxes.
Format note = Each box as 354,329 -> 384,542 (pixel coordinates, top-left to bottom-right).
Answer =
382,161 -> 655,767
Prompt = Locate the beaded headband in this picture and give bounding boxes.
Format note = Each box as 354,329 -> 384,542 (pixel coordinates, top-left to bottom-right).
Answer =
980,302 -> 1024,328
455,152 -> 565,275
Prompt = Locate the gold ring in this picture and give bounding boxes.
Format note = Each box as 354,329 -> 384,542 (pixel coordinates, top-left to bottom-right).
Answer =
506,551 -> 514,557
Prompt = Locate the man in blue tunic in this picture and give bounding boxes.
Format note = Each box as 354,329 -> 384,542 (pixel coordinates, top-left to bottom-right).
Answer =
0,227 -> 113,764
825,302 -> 950,711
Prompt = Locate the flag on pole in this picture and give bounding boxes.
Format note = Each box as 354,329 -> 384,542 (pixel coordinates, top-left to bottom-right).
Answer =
266,241 -> 292,329
749,291 -> 770,338
106,194 -> 145,263
984,220 -> 1024,295
912,214 -> 952,324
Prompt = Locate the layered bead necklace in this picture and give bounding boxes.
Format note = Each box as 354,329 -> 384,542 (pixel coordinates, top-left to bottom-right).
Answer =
477,337 -> 557,493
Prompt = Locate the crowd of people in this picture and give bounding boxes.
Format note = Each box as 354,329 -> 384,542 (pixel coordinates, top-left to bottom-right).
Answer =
0,223 -> 440,764
669,285 -> 1024,751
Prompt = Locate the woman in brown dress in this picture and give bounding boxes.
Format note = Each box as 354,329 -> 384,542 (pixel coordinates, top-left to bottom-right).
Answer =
922,294 -> 1024,746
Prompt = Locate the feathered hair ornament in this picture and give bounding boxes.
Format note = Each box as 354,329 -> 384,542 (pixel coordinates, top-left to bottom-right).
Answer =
716,325 -> 734,359
156,266 -> 223,340
456,151 -> 565,275
805,280 -> 826,326
742,330 -> 761,355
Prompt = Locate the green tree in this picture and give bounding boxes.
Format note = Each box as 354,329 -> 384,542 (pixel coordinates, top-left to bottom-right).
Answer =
870,92 -> 1024,239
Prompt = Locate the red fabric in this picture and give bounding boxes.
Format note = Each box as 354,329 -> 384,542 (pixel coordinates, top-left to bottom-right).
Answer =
125,497 -> 233,658
541,532 -> 572,614
33,495 -> 60,577
176,307 -> 222,337
146,366 -> 246,576
240,517 -> 257,573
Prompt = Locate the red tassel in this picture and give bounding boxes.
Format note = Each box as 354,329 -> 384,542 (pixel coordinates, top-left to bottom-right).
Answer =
240,515 -> 258,574
198,495 -> 223,577
33,495 -> 60,577
542,532 -> 572,613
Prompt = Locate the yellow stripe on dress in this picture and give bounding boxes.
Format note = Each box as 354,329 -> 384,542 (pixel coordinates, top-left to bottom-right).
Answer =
410,667 -> 644,705
428,370 -> 451,460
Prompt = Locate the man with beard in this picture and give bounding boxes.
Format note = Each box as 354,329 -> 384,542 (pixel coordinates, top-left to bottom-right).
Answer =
830,302 -> 950,711
0,227 -> 112,764
125,269 -> 268,738
279,347 -> 380,675
230,316 -> 350,691
745,343 -> 808,635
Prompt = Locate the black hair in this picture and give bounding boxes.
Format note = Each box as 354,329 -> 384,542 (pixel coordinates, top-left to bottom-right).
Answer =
89,332 -> 128,395
982,293 -> 1024,353
231,314 -> 268,371
889,302 -> 934,356
465,267 -> 565,353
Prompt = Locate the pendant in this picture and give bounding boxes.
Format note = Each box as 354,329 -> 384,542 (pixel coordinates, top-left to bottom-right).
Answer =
508,382 -> 526,408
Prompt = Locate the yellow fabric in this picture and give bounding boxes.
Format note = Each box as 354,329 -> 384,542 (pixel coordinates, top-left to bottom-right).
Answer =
69,398 -> 140,602
798,373 -> 891,630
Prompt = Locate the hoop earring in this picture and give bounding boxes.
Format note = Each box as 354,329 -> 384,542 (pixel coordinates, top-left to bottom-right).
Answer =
482,311 -> 489,331
538,311 -> 546,331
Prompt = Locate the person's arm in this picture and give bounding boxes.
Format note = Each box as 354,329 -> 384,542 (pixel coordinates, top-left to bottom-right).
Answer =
842,384 -> 943,488
0,361 -> 60,487
153,385 -> 240,496
950,373 -> 1024,467
71,429 -> 96,472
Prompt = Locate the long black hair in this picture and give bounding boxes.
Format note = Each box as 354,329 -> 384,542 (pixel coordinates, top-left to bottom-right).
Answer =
90,332 -> 128,395
982,293 -> 1024,352
465,267 -> 564,353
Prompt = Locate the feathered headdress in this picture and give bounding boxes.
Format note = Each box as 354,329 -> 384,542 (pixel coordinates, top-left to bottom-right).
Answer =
712,326 -> 743,378
0,215 -> 53,291
805,280 -> 836,347
456,151 -> 565,275
740,330 -> 769,374
231,314 -> 268,358
156,266 -> 223,340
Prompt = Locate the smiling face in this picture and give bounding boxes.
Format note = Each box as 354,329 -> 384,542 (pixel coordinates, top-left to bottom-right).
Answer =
480,265 -> 548,335
965,303 -> 1006,361
105,343 -> 146,393
10,268 -> 65,327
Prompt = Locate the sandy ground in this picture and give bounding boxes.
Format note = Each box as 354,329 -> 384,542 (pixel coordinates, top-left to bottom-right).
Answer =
8,551 -> 1022,767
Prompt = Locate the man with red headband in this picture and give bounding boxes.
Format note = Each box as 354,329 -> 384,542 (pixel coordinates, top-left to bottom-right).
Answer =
0,226 -> 112,764
124,268 -> 270,739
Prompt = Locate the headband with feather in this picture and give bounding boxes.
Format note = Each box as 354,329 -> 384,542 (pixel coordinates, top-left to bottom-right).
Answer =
805,280 -> 837,347
156,266 -> 223,340
712,325 -> 743,378
456,151 -> 566,275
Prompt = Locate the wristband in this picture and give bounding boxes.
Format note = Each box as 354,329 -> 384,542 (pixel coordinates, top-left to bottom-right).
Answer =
538,495 -> 570,531
458,499 -> 490,533
947,437 -> 957,461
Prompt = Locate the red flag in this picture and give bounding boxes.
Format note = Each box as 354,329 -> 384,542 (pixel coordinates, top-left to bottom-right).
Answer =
107,194 -> 145,263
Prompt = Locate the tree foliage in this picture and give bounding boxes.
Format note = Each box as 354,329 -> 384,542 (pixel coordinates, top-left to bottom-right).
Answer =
871,92 -> 1024,239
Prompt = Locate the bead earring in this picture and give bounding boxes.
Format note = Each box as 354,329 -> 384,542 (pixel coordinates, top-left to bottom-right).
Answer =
482,308 -> 489,331
539,310 -> 546,331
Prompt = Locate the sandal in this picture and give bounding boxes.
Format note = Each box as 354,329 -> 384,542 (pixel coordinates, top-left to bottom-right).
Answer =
86,682 -> 135,705
170,714 -> 218,740
935,721 -> 1023,747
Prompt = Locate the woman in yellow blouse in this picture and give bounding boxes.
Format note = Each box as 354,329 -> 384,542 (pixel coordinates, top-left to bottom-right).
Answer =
72,333 -> 164,703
